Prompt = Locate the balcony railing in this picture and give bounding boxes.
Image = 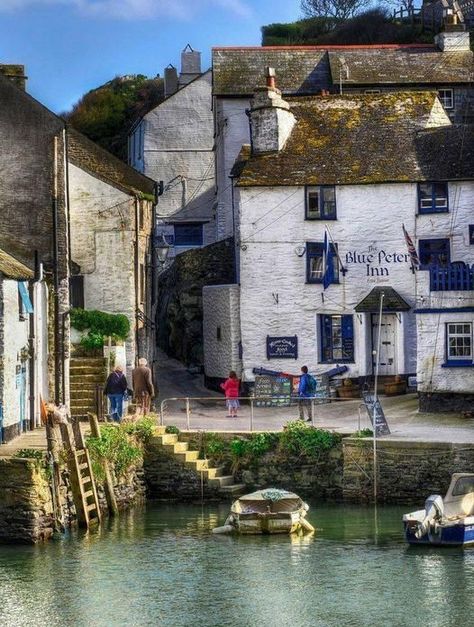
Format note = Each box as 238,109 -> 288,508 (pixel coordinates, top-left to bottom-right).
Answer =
429,263 -> 474,291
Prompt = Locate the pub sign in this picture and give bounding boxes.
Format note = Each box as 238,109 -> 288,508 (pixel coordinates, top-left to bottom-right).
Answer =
266,335 -> 298,359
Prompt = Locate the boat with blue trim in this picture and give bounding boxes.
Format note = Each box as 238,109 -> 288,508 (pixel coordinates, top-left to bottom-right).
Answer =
403,473 -> 474,546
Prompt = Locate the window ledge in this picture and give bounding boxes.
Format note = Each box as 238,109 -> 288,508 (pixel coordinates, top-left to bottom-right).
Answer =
418,209 -> 449,215
306,281 -> 340,285
320,361 -> 355,365
442,360 -> 474,368
305,217 -> 338,221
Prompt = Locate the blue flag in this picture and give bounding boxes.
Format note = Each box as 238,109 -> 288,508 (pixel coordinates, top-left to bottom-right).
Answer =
323,231 -> 334,290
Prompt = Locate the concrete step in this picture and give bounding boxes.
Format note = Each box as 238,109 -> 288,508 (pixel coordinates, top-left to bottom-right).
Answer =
154,426 -> 166,435
178,450 -> 199,463
205,466 -> 226,479
70,382 -> 99,390
208,475 -> 234,488
187,459 -> 209,471
218,484 -> 246,496
151,434 -> 178,445
70,358 -> 107,366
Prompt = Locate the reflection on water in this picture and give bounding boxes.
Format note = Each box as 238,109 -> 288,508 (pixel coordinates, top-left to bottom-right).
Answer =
1,502 -> 474,627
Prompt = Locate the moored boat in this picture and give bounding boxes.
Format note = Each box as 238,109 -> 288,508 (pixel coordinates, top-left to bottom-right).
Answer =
403,473 -> 474,546
212,488 -> 315,535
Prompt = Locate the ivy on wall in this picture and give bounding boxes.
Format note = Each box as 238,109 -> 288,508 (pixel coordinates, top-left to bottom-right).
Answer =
70,308 -> 130,350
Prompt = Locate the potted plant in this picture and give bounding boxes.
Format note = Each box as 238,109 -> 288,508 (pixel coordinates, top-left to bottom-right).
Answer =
337,378 -> 360,399
384,375 -> 407,396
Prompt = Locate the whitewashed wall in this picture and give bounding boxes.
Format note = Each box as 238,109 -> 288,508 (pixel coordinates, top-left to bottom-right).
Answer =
1,280 -> 30,431
214,97 -> 250,240
203,284 -> 242,378
33,280 -> 49,427
237,183 -> 422,381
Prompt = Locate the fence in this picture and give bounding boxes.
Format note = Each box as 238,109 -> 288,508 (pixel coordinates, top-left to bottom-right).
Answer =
430,263 -> 474,291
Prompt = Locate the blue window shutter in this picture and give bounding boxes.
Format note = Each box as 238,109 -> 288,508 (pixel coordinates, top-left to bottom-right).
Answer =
341,315 -> 354,361
18,282 -> 33,314
321,315 -> 332,361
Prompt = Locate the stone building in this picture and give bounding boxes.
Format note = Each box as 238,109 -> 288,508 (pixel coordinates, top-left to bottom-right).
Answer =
129,46 -> 216,258
203,75 -> 474,411
67,128 -> 157,377
0,250 -> 49,443
0,69 -> 70,409
212,23 -> 474,243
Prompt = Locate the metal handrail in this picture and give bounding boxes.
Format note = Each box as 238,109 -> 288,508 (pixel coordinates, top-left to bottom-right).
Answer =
159,394 -> 361,431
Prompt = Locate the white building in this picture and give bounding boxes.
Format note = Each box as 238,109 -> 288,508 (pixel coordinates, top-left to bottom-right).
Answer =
203,76 -> 474,410
129,47 -> 216,257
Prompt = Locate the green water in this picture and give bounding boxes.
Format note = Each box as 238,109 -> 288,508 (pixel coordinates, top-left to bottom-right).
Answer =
1,502 -> 473,627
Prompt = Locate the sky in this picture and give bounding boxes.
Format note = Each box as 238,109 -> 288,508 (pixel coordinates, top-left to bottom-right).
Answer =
0,0 -> 301,112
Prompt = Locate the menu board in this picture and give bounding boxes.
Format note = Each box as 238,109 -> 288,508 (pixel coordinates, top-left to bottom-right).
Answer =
362,391 -> 391,436
254,375 -> 293,407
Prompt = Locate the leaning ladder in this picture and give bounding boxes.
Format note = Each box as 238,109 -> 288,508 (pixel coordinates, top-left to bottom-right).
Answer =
60,422 -> 102,528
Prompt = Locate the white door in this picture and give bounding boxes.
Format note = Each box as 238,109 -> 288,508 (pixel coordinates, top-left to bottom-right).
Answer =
372,314 -> 397,375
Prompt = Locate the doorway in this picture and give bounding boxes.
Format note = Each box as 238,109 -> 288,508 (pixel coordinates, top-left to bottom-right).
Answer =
371,314 -> 397,375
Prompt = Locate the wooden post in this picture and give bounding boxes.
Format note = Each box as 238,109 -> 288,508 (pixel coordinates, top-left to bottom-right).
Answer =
46,413 -> 63,530
88,412 -> 119,517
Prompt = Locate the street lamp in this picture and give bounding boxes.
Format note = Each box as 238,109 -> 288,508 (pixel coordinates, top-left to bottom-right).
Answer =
155,234 -> 171,266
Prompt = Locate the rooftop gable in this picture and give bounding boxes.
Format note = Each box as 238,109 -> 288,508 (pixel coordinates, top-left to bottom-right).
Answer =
0,249 -> 33,280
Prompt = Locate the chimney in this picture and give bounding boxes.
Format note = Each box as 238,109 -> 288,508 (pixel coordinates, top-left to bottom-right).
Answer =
0,64 -> 27,90
248,67 -> 296,155
164,64 -> 178,98
179,44 -> 202,88
435,6 -> 470,51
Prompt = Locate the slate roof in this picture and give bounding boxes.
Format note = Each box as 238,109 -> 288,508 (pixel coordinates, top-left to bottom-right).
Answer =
234,92 -> 474,187
67,128 -> 156,198
355,287 -> 411,313
327,49 -> 474,85
0,249 -> 33,280
212,45 -> 473,96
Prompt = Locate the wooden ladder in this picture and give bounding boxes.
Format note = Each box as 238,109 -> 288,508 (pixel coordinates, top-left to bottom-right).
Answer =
60,422 -> 102,528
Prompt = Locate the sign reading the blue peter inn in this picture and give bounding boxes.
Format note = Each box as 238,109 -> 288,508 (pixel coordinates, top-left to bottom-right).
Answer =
266,336 -> 298,359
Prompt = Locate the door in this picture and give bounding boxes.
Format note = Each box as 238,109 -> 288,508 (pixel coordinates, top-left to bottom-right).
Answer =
17,365 -> 27,432
372,314 -> 397,375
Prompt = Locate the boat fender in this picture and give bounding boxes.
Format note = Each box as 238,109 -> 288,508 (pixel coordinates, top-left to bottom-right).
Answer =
299,518 -> 315,533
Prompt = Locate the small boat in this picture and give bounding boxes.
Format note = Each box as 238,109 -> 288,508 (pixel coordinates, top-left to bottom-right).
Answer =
212,488 -> 315,535
403,473 -> 474,546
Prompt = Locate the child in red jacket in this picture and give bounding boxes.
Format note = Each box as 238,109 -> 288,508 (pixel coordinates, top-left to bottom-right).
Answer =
220,371 -> 240,418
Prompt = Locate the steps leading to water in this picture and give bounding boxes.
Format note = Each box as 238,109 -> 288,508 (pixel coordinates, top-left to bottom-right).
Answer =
150,428 -> 245,498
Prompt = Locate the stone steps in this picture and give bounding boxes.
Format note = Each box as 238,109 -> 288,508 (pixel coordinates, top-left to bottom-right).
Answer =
70,357 -> 107,419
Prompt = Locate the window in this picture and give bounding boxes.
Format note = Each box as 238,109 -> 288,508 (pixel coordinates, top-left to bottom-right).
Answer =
173,223 -> 204,247
418,182 -> 448,213
305,186 -> 337,220
438,88 -> 454,110
446,323 -> 472,362
419,238 -> 450,268
69,275 -> 84,309
469,225 -> 474,245
320,314 -> 354,363
306,242 -> 339,284
452,475 -> 474,497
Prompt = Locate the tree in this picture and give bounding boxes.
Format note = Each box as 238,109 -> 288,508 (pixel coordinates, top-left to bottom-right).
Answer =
301,0 -> 367,20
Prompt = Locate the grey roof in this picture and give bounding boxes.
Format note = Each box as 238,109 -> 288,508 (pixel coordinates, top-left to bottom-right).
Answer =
212,45 -> 474,96
234,92 -> 474,187
355,287 -> 411,313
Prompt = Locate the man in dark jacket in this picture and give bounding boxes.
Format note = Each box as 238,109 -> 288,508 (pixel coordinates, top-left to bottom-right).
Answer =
132,358 -> 155,416
298,365 -> 314,423
103,364 -> 128,422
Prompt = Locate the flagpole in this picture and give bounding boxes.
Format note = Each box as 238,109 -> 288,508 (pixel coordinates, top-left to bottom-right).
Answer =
373,291 -> 385,503
325,224 -> 347,275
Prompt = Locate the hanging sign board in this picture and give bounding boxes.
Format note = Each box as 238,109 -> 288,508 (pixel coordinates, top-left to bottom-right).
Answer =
266,336 -> 298,360
254,375 -> 292,407
362,391 -> 391,436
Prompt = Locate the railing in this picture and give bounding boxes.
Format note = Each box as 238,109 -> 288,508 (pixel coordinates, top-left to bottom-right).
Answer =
159,394 -> 369,433
429,263 -> 474,292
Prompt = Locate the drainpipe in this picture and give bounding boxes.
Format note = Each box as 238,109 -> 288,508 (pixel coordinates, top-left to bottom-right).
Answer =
230,176 -> 238,283
28,251 -> 39,430
52,135 -> 61,405
134,195 -> 140,363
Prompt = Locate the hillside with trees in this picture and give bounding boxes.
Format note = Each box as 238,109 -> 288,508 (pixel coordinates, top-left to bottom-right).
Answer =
63,74 -> 164,161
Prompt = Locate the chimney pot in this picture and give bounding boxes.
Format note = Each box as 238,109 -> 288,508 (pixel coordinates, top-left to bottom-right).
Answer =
266,66 -> 276,89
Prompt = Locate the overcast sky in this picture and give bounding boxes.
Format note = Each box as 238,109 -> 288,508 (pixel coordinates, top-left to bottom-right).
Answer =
0,0 -> 301,112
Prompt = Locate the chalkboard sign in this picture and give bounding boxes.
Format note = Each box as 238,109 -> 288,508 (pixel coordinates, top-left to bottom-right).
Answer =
362,391 -> 391,436
266,336 -> 298,359
254,375 -> 293,407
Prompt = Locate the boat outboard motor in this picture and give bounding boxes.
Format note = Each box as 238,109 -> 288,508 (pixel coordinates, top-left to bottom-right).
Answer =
415,494 -> 444,539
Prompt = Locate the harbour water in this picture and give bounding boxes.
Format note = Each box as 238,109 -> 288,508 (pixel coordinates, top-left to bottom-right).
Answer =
1,502 -> 473,627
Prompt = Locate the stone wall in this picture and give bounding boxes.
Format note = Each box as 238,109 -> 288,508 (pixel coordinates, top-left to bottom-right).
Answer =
0,457 -> 54,544
343,438 -> 474,503
156,238 -> 236,366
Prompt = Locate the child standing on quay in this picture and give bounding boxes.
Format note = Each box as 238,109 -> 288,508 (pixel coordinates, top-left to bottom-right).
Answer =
220,371 -> 240,418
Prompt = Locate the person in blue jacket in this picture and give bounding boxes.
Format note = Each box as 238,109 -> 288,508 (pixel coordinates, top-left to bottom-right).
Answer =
298,365 -> 315,422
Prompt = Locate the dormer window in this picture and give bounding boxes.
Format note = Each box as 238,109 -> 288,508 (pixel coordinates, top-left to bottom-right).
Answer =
438,88 -> 454,110
305,186 -> 337,220
418,182 -> 448,214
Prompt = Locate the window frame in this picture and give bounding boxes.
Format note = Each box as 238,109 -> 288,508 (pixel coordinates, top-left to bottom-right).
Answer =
306,241 -> 339,285
418,238 -> 450,269
438,88 -> 454,110
417,182 -> 449,214
173,222 -> 204,247
305,185 -> 337,221
445,322 -> 473,366
319,314 -> 355,363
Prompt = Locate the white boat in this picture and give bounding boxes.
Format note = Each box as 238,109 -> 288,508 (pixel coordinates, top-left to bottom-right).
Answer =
213,488 -> 315,535
403,473 -> 474,546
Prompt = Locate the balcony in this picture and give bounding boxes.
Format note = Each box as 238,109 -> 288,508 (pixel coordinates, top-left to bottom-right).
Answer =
429,263 -> 474,291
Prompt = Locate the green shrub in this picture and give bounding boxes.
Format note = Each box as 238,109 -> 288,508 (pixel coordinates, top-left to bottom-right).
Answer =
280,420 -> 339,458
13,449 -> 45,461
122,417 -> 156,443
165,425 -> 180,434
352,428 -> 373,438
87,423 -> 142,483
204,433 -> 226,459
71,308 -> 130,349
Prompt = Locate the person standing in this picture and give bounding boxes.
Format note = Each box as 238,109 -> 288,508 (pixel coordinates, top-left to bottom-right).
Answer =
104,364 -> 128,423
220,370 -> 240,418
298,365 -> 316,423
132,357 -> 155,416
